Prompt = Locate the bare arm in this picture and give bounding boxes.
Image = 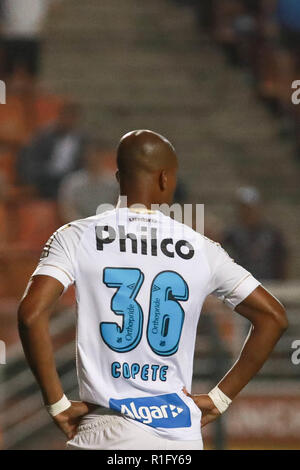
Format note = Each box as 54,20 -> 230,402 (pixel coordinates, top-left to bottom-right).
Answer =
18,275 -> 95,439
217,285 -> 288,399
185,285 -> 288,426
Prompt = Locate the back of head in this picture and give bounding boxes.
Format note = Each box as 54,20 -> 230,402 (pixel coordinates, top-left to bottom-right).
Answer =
117,129 -> 176,176
116,130 -> 178,206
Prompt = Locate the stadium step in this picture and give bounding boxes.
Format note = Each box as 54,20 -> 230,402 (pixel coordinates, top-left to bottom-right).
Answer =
41,0 -> 300,276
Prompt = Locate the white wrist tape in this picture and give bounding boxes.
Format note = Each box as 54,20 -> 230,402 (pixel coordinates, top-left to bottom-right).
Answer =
46,394 -> 71,417
208,386 -> 232,414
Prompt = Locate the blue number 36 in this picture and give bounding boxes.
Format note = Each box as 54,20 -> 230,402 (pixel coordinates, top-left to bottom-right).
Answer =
100,268 -> 188,356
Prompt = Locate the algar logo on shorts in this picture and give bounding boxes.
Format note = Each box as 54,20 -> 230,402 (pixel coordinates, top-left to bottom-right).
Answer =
109,393 -> 191,428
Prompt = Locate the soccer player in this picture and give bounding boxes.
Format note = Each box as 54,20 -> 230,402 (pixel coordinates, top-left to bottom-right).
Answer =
18,130 -> 288,450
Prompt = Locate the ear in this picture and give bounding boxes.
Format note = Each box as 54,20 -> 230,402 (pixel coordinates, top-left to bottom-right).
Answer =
115,170 -> 120,183
159,170 -> 167,191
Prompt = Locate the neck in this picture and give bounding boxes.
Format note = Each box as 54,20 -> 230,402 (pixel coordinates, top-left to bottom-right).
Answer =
117,177 -> 171,210
116,185 -> 169,210
116,195 -> 157,211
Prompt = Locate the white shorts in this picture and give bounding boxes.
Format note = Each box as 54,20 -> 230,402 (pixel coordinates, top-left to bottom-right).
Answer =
66,414 -> 203,450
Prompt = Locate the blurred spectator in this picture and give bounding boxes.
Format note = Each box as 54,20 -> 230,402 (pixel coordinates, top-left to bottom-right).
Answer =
18,101 -> 87,199
186,0 -> 300,159
254,1 -> 280,105
174,179 -> 188,204
277,0 -> 300,51
58,140 -> 118,223
276,0 -> 300,157
0,67 -> 63,149
0,0 -> 57,79
213,0 -> 249,67
204,213 -> 223,243
223,187 -> 287,281
0,69 -> 33,148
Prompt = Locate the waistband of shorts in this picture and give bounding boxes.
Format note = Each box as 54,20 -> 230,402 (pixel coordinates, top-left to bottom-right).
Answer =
77,413 -> 125,434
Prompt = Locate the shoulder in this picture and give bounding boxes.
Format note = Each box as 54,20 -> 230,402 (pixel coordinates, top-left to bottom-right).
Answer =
161,214 -> 203,242
49,216 -> 99,246
41,217 -> 101,261
201,236 -> 234,275
58,210 -> 117,241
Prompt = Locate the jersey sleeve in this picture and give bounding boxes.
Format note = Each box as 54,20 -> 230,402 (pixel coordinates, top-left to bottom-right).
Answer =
204,238 -> 261,309
32,224 -> 77,290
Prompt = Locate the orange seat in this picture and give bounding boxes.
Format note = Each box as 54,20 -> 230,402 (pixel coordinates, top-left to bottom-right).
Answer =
17,200 -> 61,249
34,94 -> 64,129
0,95 -> 29,146
0,201 -> 9,244
0,93 -> 63,148
0,248 -> 39,299
0,148 -> 16,184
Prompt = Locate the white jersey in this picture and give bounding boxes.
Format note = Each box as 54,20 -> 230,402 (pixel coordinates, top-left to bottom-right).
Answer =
32,207 -> 260,442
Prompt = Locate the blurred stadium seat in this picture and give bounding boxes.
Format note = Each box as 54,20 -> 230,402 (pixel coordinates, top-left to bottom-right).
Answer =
16,200 -> 61,249
0,148 -> 16,184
